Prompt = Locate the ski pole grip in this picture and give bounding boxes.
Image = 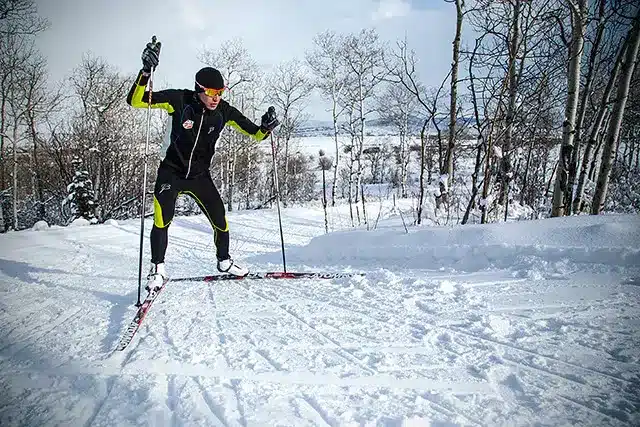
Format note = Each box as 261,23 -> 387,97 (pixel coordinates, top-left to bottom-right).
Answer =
150,35 -> 161,69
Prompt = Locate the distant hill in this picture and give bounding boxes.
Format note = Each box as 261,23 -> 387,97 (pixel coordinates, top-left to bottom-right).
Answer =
295,115 -> 476,138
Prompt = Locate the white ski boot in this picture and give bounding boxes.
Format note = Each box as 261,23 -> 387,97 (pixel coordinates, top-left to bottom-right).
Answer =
217,258 -> 249,277
145,262 -> 168,292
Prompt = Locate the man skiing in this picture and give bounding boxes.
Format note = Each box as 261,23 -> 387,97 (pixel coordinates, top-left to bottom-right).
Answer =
126,38 -> 279,290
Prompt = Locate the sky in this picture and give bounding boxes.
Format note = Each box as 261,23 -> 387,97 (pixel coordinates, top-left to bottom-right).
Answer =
34,0 -> 456,121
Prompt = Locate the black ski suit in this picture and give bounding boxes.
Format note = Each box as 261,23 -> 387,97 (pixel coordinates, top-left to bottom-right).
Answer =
126,70 -> 270,263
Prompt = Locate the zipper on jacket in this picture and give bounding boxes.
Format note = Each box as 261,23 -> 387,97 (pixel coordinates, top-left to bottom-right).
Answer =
185,109 -> 205,179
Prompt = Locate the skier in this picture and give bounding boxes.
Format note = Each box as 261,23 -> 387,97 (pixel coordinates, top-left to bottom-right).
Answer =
127,38 -> 279,290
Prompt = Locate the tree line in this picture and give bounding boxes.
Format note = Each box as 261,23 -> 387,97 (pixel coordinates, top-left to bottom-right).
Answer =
1,0 -> 638,232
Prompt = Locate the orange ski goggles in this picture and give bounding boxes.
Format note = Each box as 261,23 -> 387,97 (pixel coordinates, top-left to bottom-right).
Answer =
196,81 -> 226,97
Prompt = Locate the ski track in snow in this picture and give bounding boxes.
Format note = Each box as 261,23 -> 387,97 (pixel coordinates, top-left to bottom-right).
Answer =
0,207 -> 639,426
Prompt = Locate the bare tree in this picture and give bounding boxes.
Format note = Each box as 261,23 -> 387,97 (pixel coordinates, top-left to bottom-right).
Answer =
1,36 -> 44,229
199,38 -> 259,211
306,30 -> 347,207
441,0 -> 466,209
199,38 -> 258,91
0,0 -> 47,231
461,0 -> 592,223
67,54 -> 143,222
462,35 -> 488,225
463,3 -> 510,224
339,29 -> 386,226
383,39 -> 443,225
233,79 -> 269,210
19,52 -> 62,222
341,104 -> 360,226
619,62 -> 640,174
562,0 -> 607,214
551,0 -> 588,217
265,58 -> 311,207
0,34 -> 28,195
592,7 -> 640,214
497,0 -> 523,219
0,0 -> 48,35
375,82 -> 416,198
573,35 -> 627,212
5,64 -> 27,230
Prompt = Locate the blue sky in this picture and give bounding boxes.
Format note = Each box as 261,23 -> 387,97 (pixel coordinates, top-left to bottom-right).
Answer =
35,0 -> 456,120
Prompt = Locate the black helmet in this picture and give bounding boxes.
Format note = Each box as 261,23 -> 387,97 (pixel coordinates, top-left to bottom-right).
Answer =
195,67 -> 224,91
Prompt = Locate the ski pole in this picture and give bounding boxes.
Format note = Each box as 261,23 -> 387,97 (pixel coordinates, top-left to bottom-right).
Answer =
136,36 -> 158,307
269,127 -> 287,272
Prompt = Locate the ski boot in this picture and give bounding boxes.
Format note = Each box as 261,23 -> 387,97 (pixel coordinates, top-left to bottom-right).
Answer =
145,262 -> 168,293
217,258 -> 249,277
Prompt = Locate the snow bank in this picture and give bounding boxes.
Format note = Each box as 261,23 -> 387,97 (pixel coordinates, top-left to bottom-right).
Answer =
69,217 -> 91,227
31,220 -> 49,231
287,214 -> 640,272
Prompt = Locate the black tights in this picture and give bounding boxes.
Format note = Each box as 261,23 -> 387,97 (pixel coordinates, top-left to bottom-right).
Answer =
150,165 -> 229,264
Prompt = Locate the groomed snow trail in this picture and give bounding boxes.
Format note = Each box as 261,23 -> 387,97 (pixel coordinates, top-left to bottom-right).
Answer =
0,206 -> 639,426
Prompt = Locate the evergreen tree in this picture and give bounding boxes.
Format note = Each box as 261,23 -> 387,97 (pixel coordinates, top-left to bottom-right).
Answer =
64,156 -> 97,223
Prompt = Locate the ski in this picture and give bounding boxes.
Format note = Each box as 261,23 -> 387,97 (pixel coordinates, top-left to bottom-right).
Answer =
172,271 -> 363,282
114,278 -> 169,352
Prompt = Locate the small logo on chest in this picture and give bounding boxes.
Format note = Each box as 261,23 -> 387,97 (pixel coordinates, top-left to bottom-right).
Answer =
182,120 -> 194,129
208,126 -> 217,134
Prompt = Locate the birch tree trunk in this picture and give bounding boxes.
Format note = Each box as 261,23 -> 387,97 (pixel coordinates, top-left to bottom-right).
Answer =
416,117 -> 429,225
0,195 -> 4,232
551,0 -> 587,217
588,128 -> 605,181
347,139 -> 355,227
283,132 -> 290,208
565,0 -> 607,215
573,38 -> 626,213
12,124 -> 18,230
441,0 -> 464,208
30,123 -> 44,220
322,167 -> 328,233
462,138 -> 485,225
356,97 -> 368,225
93,113 -> 103,222
399,111 -> 408,199
591,10 -> 640,214
463,38 -> 485,225
355,86 -> 365,206
480,131 -> 495,224
245,149 -> 252,209
0,85 -> 6,190
331,89 -> 340,207
500,0 -> 521,220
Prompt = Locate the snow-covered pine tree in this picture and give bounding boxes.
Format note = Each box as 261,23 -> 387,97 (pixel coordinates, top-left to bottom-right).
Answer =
64,156 -> 97,223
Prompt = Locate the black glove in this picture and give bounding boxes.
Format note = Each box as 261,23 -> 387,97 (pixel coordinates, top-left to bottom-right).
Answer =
261,106 -> 279,132
141,36 -> 161,73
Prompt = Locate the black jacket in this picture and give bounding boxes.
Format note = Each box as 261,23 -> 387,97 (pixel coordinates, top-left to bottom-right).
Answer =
126,70 -> 269,179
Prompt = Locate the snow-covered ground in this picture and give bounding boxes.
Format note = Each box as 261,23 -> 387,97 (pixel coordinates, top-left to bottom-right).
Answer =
1,203 -> 639,426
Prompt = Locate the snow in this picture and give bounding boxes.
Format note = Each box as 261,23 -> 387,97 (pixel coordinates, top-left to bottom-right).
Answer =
31,221 -> 49,231
493,145 -> 503,159
69,217 -> 91,227
0,203 -> 639,426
